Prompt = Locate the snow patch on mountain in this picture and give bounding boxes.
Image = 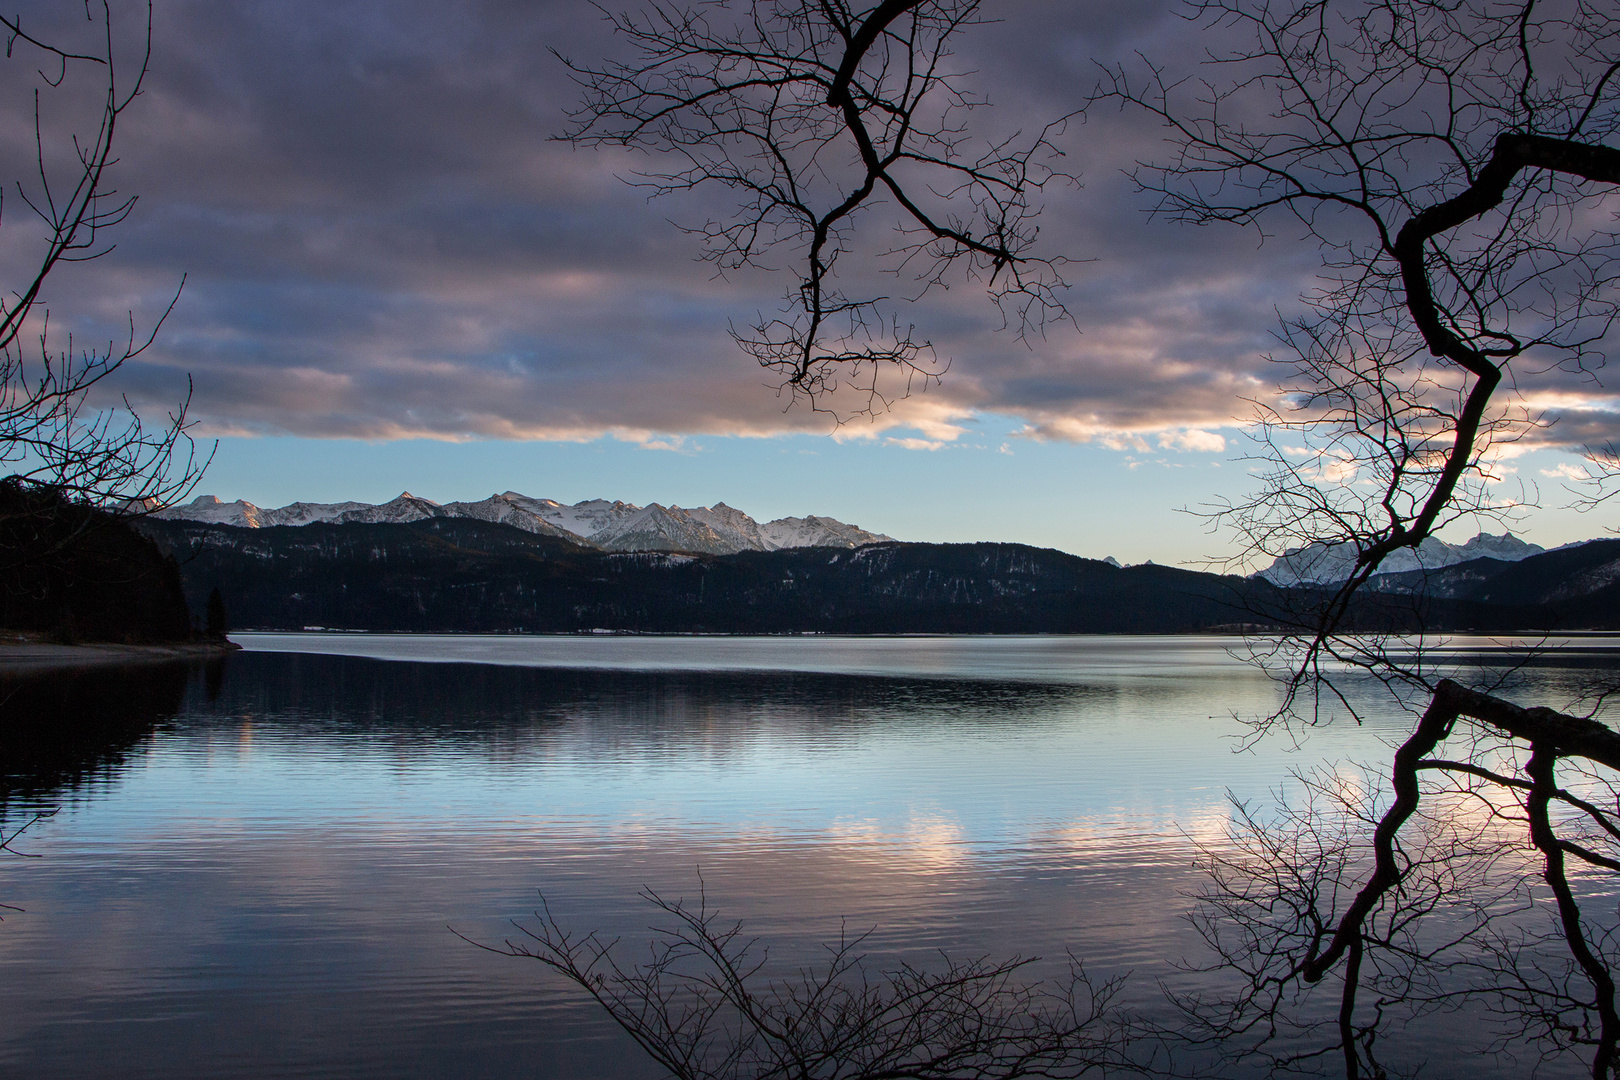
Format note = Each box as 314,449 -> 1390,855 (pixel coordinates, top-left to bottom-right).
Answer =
531,498 -> 642,539
155,495 -> 266,528
334,492 -> 447,526
154,494 -> 377,528
1255,532 -> 1545,585
1546,556 -> 1620,602
684,502 -> 773,552
759,515 -> 893,550
590,503 -> 733,554
270,499 -> 373,526
439,492 -> 580,540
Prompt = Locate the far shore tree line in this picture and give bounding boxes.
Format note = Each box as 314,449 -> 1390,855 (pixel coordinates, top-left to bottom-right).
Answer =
5,1 -> 1620,1077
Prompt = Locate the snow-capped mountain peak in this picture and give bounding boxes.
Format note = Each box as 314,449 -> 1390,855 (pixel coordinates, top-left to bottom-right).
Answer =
160,494 -> 270,528
682,502 -> 771,552
1255,531 -> 1546,585
334,492 -> 446,526
759,514 -> 892,550
155,491 -> 894,555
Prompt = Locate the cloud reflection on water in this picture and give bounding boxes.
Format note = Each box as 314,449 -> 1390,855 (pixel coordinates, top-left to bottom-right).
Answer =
2,640 -> 1606,1078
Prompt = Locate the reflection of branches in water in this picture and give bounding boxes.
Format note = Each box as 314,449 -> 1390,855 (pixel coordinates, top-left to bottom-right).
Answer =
1175,680 -> 1620,1078
0,808 -> 58,919
0,810 -> 55,857
484,887 -> 1127,1080
1172,761 -> 1530,1076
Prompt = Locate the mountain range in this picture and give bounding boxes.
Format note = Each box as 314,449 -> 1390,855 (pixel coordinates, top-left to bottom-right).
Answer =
157,488 -> 1600,608
1254,532 -> 1548,585
137,516 -> 1252,634
160,493 -> 1559,584
135,511 -> 1620,634
155,492 -> 894,556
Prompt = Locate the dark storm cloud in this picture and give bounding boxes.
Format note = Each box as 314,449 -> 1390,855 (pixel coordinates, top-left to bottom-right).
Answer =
5,0 -> 1610,450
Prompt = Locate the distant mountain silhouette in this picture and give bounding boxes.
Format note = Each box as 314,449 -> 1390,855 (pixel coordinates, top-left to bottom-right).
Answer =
136,517 -> 1620,635
1361,538 -> 1620,630
139,517 -> 1260,633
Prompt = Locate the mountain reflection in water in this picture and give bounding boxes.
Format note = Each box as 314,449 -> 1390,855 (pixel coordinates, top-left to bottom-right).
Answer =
0,638 -> 1613,1080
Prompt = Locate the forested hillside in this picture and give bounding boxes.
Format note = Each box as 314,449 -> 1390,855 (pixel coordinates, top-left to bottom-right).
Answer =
0,486 -> 194,643
141,517 -> 1260,633
138,518 -> 1620,635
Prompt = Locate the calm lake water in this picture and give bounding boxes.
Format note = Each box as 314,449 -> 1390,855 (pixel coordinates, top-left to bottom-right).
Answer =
1,633 -> 1617,1079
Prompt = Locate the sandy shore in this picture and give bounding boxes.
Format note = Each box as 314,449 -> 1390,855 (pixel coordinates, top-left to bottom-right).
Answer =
0,639 -> 242,673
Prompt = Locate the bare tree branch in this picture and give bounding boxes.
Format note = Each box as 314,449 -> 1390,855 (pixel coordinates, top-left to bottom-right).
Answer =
0,1 -> 208,528
558,0 -> 1076,420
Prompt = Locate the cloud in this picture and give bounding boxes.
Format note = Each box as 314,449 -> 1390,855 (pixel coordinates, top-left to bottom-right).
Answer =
1158,429 -> 1227,453
1013,418 -> 1235,453
9,0 -> 1610,455
885,437 -> 947,451
634,435 -> 696,453
1518,403 -> 1620,452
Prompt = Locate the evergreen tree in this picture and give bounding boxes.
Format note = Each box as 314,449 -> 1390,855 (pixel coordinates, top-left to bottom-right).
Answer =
205,587 -> 228,639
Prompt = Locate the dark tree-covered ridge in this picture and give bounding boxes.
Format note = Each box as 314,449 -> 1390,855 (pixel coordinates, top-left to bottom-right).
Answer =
138,516 -> 1620,636
0,483 -> 192,643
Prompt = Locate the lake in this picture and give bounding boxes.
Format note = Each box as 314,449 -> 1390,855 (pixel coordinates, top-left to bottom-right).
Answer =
1,633 -> 1616,1078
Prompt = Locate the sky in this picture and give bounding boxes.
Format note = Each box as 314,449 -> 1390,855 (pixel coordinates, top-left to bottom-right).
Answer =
1,0 -> 1616,565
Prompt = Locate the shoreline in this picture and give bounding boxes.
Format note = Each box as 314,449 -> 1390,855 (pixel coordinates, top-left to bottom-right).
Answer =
229,627 -> 1620,639
0,639 -> 243,673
